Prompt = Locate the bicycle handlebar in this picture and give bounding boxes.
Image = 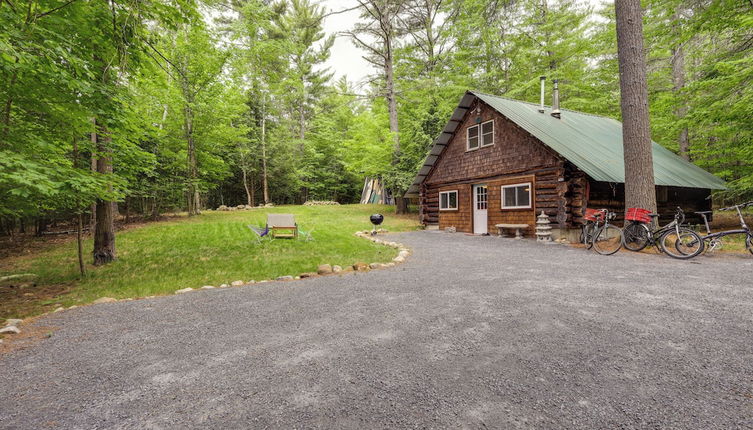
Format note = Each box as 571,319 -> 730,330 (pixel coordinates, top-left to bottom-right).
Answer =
675,207 -> 685,224
719,201 -> 753,211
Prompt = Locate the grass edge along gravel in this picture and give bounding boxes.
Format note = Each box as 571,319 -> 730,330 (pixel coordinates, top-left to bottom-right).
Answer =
0,205 -> 419,319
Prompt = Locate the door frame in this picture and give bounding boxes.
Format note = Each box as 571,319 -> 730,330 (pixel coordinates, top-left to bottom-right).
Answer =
472,183 -> 488,234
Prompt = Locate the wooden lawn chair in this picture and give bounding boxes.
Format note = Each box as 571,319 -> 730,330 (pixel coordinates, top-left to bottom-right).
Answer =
267,214 -> 298,239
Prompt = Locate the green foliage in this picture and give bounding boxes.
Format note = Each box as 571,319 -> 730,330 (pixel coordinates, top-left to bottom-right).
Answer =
2,0 -> 751,227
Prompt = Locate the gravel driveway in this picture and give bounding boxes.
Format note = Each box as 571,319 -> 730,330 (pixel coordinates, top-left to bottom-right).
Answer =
1,231 -> 752,429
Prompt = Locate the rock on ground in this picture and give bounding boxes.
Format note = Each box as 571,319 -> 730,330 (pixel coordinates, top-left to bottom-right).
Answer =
4,319 -> 22,327
0,326 -> 20,335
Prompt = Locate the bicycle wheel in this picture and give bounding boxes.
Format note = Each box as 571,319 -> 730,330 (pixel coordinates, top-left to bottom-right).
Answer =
746,234 -> 753,256
622,222 -> 649,251
660,228 -> 704,259
592,225 -> 623,255
581,224 -> 595,249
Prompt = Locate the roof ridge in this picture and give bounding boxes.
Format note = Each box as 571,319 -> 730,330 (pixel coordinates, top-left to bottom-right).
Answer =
470,90 -> 618,121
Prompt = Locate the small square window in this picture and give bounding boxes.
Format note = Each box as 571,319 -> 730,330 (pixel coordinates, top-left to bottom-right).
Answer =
481,120 -> 494,146
467,125 -> 480,150
501,183 -> 532,209
440,190 -> 458,210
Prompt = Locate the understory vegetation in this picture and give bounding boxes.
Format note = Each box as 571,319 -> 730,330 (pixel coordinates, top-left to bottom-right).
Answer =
2,0 -> 751,231
0,205 -> 418,319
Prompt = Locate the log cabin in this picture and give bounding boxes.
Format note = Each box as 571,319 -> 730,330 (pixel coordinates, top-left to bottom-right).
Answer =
404,89 -> 726,239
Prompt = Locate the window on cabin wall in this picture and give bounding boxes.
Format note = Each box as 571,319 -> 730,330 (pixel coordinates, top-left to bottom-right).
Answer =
466,120 -> 494,151
439,190 -> 458,210
481,120 -> 494,146
501,183 -> 532,209
467,125 -> 480,150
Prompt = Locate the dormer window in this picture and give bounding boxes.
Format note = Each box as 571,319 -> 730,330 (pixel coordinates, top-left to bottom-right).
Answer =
467,125 -> 480,150
466,120 -> 494,151
481,120 -> 494,146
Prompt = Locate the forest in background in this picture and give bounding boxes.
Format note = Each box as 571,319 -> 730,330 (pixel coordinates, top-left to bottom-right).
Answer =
1,0 -> 752,237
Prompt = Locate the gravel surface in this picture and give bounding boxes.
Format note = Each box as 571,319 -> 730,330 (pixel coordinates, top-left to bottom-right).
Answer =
1,231 -> 752,429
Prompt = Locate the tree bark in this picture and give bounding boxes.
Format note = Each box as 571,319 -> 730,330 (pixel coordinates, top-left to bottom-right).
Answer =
92,125 -> 116,265
89,119 -> 97,234
242,166 -> 253,206
261,94 -> 270,205
615,0 -> 656,213
184,100 -> 200,216
383,33 -> 409,214
151,197 -> 160,220
384,46 -> 399,153
72,138 -> 86,277
77,213 -> 86,277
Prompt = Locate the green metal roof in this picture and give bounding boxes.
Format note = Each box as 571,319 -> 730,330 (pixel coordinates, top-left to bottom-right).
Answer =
406,91 -> 725,196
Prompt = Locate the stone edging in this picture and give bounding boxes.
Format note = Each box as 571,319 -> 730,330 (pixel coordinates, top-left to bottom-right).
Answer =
1,232 -> 412,336
171,231 -> 411,293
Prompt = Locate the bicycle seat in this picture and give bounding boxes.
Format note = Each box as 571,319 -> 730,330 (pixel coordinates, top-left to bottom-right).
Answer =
695,211 -> 713,215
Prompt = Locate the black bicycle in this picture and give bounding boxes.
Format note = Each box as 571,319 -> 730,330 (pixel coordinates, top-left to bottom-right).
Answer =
622,207 -> 704,259
579,208 -> 603,250
694,201 -> 753,255
591,210 -> 623,255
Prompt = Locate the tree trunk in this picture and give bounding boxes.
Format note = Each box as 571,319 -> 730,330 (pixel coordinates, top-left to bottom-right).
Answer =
89,120 -> 97,234
184,100 -> 200,216
92,126 -> 116,265
77,213 -> 86,277
261,95 -> 270,205
615,0 -> 656,213
72,138 -> 86,277
151,197 -> 160,220
249,175 -> 255,207
242,166 -> 253,206
384,46 -> 399,153
384,35 -> 409,214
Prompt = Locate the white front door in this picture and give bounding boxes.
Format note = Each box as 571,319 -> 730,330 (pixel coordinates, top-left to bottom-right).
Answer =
473,184 -> 488,235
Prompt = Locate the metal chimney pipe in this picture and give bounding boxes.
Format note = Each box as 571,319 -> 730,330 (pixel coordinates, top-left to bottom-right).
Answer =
538,76 -> 546,113
551,79 -> 561,119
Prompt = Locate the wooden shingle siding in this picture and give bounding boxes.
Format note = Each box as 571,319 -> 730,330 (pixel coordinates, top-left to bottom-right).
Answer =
424,99 -> 567,233
425,100 -> 564,187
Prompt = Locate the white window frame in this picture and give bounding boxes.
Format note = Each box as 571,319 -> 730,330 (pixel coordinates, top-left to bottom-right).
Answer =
466,124 -> 480,151
501,182 -> 532,210
480,119 -> 494,147
439,190 -> 459,211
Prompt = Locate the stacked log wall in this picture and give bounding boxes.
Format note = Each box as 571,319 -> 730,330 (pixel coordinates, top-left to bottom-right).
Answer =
587,182 -> 712,225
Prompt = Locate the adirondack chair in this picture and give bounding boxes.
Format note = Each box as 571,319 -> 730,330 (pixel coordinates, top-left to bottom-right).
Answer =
267,213 -> 298,239
247,224 -> 270,244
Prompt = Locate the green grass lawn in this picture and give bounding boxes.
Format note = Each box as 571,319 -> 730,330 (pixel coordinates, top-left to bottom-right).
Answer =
0,205 -> 419,319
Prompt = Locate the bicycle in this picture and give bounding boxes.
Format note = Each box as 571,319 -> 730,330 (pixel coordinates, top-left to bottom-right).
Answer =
622,207 -> 704,259
580,208 -> 623,255
579,208 -> 603,250
694,201 -> 753,255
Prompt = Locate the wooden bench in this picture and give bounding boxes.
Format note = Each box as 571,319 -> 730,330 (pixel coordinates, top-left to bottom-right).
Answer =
268,214 -> 298,239
495,223 -> 529,239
